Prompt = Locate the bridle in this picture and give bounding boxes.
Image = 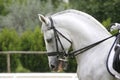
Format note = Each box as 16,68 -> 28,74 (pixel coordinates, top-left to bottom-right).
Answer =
47,17 -> 72,58
46,17 -> 117,59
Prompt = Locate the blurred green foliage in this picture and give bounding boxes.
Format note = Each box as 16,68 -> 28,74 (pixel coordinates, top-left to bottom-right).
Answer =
0,27 -> 49,72
69,0 -> 120,23
0,0 -> 120,73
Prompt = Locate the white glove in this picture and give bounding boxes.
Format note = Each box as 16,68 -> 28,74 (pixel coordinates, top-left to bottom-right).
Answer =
110,23 -> 120,32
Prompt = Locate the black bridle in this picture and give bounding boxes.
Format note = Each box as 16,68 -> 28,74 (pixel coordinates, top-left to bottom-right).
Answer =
46,17 -> 117,58
47,17 -> 72,58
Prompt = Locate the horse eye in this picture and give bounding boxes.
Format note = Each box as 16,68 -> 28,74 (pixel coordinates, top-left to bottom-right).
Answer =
46,38 -> 52,43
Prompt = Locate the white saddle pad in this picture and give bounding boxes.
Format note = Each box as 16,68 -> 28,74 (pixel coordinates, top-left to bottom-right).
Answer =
107,43 -> 120,79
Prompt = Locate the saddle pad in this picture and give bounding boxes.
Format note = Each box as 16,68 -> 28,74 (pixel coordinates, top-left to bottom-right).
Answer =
107,39 -> 120,79
113,45 -> 120,73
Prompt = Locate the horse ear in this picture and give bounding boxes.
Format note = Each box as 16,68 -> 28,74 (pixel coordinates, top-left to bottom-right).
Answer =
38,14 -> 48,24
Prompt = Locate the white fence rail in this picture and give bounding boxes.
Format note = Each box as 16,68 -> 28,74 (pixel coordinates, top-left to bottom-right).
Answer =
0,73 -> 78,80
0,51 -> 46,54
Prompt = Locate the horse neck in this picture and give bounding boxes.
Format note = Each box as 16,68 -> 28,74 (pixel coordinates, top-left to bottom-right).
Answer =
53,14 -> 112,50
52,14 -> 116,69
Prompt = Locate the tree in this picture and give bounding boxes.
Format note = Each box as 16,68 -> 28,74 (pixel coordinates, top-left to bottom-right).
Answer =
0,28 -> 20,72
69,0 -> 120,23
20,26 -> 49,72
0,0 -> 68,33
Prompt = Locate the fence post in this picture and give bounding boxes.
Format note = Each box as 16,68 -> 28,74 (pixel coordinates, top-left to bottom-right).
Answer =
7,53 -> 11,73
0,51 -> 47,73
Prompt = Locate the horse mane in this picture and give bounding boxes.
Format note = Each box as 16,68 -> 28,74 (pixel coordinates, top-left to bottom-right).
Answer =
51,9 -> 107,31
52,9 -> 86,16
52,9 -> 96,22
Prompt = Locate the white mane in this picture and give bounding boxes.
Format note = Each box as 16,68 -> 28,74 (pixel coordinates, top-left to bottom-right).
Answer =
51,9 -> 112,50
52,9 -> 108,33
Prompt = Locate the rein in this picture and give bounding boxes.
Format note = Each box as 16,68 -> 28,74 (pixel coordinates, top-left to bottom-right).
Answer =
47,17 -> 117,58
69,34 -> 117,56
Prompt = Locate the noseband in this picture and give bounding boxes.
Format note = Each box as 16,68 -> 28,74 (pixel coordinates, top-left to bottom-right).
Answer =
47,17 -> 117,58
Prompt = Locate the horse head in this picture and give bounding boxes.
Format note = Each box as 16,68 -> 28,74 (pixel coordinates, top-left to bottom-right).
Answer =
38,14 -> 72,72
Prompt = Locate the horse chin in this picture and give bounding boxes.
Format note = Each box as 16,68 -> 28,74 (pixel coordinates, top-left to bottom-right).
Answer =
51,69 -> 64,72
57,60 -> 67,72
51,67 -> 64,72
50,61 -> 66,72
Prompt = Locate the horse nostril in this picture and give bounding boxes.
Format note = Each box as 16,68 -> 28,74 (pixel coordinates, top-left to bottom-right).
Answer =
51,65 -> 55,69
